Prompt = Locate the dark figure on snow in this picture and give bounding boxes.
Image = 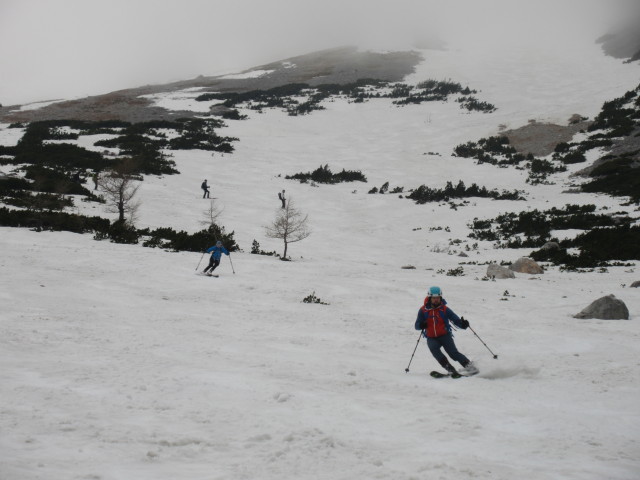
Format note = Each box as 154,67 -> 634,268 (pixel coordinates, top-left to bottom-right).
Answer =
203,240 -> 229,274
201,179 -> 210,199
414,286 -> 478,376
92,172 -> 99,190
278,189 -> 286,208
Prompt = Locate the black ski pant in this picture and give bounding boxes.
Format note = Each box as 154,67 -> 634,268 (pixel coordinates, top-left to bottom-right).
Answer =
427,333 -> 469,367
204,257 -> 220,273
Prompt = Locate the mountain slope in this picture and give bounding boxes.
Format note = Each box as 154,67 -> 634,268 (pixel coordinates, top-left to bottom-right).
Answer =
0,47 -> 421,124
1,40 -> 640,480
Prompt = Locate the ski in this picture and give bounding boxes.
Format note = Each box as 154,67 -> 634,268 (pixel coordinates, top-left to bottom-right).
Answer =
197,272 -> 219,277
430,370 -> 463,379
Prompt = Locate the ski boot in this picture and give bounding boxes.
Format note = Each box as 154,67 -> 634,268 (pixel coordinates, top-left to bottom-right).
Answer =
461,361 -> 479,376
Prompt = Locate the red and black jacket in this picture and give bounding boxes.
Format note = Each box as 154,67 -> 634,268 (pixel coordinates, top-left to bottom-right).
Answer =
414,297 -> 464,338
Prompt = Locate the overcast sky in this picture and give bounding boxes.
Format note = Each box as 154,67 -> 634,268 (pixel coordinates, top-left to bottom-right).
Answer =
0,0 -> 635,106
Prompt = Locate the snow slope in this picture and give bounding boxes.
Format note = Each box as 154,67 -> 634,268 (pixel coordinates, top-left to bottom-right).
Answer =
1,41 -> 640,480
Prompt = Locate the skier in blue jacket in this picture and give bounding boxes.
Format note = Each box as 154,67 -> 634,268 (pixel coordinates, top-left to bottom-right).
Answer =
415,286 -> 478,376
203,240 -> 229,274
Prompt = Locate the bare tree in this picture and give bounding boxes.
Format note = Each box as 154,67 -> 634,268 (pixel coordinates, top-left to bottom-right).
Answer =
199,199 -> 224,230
265,198 -> 311,259
99,161 -> 141,224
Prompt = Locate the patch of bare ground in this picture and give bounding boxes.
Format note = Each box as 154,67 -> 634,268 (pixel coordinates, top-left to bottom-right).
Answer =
501,115 -> 591,157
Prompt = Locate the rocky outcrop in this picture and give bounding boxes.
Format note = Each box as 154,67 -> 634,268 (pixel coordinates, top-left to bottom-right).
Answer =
509,257 -> 544,275
541,242 -> 560,251
487,264 -> 515,279
574,295 -> 630,320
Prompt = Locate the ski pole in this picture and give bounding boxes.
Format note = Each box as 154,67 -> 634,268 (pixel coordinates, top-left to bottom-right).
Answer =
228,254 -> 235,274
405,332 -> 422,373
468,325 -> 498,359
195,251 -> 205,271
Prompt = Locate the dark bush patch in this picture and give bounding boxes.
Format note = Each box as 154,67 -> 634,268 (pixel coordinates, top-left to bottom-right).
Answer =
556,150 -> 587,164
456,96 -> 497,113
407,180 -> 524,204
251,239 -> 279,257
286,164 -> 367,184
531,224 -> 640,268
140,224 -> 238,253
196,79 -> 494,115
468,204 -> 634,252
23,165 -> 100,198
0,206 -> 109,234
582,157 -> 640,202
454,136 -> 528,166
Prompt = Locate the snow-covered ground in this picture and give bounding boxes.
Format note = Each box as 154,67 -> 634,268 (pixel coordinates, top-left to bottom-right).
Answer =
1,39 -> 640,480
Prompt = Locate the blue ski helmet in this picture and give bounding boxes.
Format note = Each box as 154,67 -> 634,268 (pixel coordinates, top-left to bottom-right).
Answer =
216,240 -> 222,247
428,286 -> 442,297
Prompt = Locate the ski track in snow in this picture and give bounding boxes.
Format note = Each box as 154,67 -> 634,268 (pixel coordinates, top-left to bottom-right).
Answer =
2,40 -> 640,480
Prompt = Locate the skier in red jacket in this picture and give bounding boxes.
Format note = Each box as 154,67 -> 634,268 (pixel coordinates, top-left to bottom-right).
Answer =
415,286 -> 478,376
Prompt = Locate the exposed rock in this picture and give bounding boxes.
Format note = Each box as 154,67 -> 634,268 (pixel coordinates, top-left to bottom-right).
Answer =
630,281 -> 640,288
509,257 -> 544,274
503,119 -> 591,157
487,264 -> 515,279
574,294 -> 630,320
541,242 -> 560,251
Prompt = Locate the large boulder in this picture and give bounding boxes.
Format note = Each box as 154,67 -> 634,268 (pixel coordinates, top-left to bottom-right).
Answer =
541,241 -> 560,251
487,263 -> 515,279
574,294 -> 630,320
509,257 -> 544,274
630,281 -> 640,288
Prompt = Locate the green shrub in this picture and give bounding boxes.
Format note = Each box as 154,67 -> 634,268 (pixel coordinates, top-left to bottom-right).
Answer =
557,150 -> 586,164
286,164 -> 367,184
469,205 -> 633,251
408,180 -> 524,204
3,192 -> 74,211
140,224 -> 238,252
250,239 -> 278,257
23,165 -> 98,198
302,292 -> 329,305
457,96 -> 496,113
0,177 -> 31,193
582,157 -> 640,202
105,220 -> 139,244
531,225 -> 640,268
0,206 -> 109,233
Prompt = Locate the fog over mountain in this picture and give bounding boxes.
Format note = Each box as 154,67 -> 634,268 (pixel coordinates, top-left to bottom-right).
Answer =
1,0 -> 637,107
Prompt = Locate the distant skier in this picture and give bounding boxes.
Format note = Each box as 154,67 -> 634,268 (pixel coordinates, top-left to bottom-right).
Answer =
414,286 -> 478,376
201,179 -> 210,199
278,189 -> 286,208
202,240 -> 229,275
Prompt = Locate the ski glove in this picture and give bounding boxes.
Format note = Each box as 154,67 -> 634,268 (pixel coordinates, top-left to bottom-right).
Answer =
460,317 -> 469,329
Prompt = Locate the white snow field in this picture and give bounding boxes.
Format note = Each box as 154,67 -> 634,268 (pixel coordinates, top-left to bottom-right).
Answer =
2,40 -> 640,480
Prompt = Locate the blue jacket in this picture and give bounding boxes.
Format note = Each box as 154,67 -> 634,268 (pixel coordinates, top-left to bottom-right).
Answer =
414,297 -> 465,338
206,245 -> 229,260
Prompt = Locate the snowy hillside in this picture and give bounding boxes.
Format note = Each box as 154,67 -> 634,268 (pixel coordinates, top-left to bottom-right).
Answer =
2,39 -> 640,480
